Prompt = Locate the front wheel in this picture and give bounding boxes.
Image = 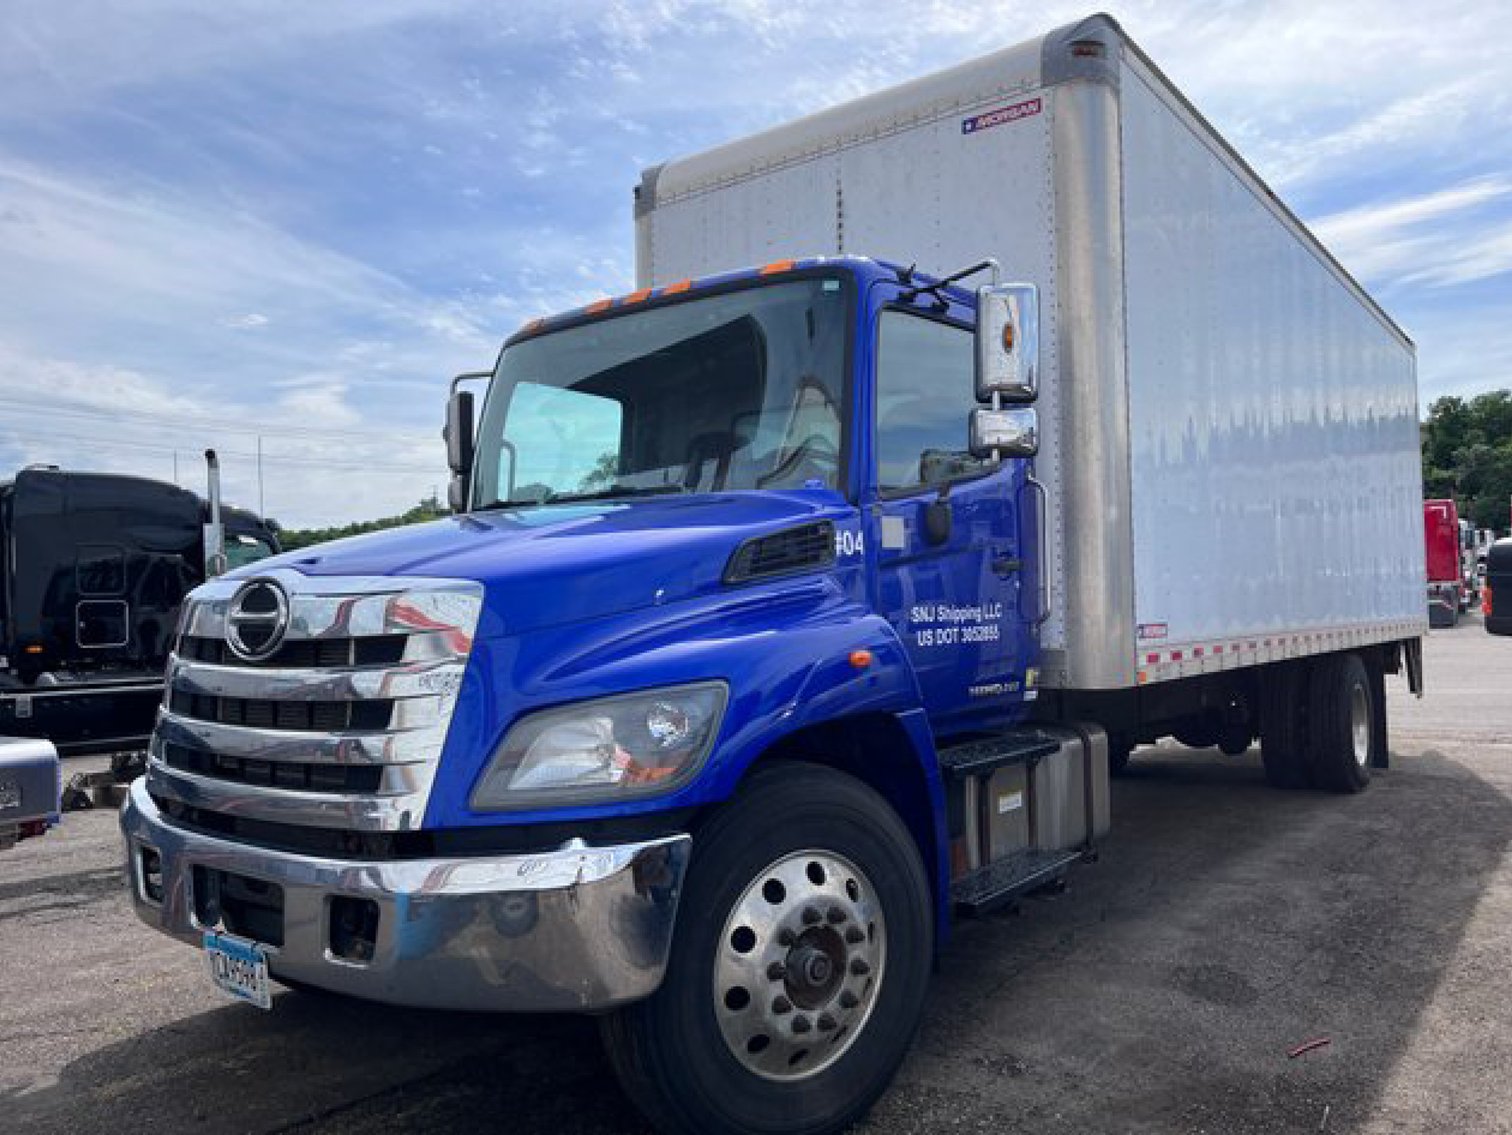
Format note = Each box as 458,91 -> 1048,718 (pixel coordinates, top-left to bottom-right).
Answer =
601,763 -> 932,1135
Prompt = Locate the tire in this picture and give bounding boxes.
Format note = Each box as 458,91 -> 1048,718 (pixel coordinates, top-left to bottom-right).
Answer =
1306,653 -> 1376,794
1260,662 -> 1311,789
600,763 -> 932,1135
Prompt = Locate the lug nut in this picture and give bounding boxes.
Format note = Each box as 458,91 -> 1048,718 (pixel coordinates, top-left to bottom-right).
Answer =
817,1013 -> 837,1032
826,905 -> 847,924
772,996 -> 793,1015
777,928 -> 796,947
839,990 -> 860,1009
844,926 -> 865,944
767,961 -> 787,981
792,1015 -> 812,1034
801,905 -> 822,926
849,958 -> 871,977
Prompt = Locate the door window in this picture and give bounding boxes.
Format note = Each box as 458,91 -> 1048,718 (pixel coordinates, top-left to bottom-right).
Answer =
875,312 -> 986,494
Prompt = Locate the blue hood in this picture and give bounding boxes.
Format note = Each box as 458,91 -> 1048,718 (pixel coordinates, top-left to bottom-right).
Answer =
253,491 -> 846,637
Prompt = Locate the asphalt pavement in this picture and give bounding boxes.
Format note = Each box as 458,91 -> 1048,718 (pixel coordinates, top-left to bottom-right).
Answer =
3,616 -> 1509,1134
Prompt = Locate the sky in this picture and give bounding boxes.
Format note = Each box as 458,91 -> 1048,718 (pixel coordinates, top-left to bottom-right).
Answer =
1,0 -> 1509,528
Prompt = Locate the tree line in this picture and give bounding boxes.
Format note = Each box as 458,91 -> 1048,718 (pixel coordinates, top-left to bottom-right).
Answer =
270,494 -> 449,552
1421,390 -> 1512,533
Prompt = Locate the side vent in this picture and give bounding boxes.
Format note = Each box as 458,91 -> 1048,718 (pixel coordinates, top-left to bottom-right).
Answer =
724,521 -> 837,584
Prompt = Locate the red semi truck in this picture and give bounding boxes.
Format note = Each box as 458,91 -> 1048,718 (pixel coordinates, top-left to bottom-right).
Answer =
1424,499 -> 1463,627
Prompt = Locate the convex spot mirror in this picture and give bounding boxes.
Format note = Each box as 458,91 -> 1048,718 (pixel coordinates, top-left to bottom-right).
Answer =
969,407 -> 1039,460
975,283 -> 1039,403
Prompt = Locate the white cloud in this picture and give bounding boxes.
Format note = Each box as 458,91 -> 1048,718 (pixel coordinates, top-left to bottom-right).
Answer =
1313,179 -> 1512,286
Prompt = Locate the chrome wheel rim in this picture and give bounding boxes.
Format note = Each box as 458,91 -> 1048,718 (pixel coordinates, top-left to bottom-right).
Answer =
1350,682 -> 1370,768
712,850 -> 885,1081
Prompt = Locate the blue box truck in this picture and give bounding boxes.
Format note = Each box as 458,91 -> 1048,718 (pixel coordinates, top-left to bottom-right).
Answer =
122,15 -> 1426,1134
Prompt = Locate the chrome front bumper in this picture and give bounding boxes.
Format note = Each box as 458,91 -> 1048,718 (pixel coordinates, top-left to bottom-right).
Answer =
121,778 -> 690,1012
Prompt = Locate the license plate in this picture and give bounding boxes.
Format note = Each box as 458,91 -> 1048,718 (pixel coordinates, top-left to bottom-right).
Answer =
203,930 -> 271,1010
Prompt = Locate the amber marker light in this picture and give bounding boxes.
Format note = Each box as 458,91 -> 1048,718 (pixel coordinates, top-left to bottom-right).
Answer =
585,298 -> 612,314
662,279 -> 693,295
623,288 -> 652,305
1002,321 -> 1016,351
849,649 -> 873,669
758,259 -> 797,275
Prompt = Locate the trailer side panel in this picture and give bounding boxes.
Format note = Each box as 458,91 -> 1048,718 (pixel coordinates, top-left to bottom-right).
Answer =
1119,55 -> 1425,683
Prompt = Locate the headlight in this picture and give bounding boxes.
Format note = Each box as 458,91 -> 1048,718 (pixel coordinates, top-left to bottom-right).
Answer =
470,682 -> 728,810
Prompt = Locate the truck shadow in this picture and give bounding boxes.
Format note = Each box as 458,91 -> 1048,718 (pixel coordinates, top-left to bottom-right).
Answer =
875,742 -> 1512,1132
9,744 -> 1509,1134
4,986 -> 651,1134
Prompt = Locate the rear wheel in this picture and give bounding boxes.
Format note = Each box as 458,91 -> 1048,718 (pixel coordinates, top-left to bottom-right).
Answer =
1307,653 -> 1377,794
1260,662 -> 1311,789
601,763 -> 931,1135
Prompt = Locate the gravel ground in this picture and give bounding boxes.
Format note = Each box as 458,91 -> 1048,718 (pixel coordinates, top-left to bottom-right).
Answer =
2,617 -> 1509,1134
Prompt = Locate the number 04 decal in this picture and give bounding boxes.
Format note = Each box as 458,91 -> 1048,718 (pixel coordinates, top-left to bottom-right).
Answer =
835,529 -> 865,558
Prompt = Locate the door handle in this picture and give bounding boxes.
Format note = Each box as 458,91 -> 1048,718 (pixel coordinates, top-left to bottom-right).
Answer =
1027,474 -> 1050,625
992,555 -> 1022,575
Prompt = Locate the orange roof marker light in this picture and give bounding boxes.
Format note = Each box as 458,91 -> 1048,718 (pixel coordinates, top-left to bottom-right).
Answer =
661,279 -> 693,295
758,259 -> 797,276
521,316 -> 546,336
623,288 -> 653,305
584,298 -> 613,315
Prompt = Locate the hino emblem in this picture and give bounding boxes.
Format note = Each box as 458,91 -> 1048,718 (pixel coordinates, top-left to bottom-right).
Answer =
225,579 -> 290,662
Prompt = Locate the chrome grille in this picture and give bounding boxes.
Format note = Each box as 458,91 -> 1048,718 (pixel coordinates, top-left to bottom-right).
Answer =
167,689 -> 394,732
177,635 -> 408,669
161,739 -> 384,793
145,570 -> 484,832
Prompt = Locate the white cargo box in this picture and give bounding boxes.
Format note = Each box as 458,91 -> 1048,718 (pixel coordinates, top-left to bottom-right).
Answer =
635,13 -> 1426,691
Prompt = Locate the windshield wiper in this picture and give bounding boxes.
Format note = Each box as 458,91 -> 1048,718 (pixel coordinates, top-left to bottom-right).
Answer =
472,484 -> 684,511
544,484 -> 686,505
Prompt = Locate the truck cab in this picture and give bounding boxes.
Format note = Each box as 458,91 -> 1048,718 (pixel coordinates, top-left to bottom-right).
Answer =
123,257 -> 1067,1134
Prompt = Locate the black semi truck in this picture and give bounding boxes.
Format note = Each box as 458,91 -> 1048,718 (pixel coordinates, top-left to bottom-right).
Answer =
0,462 -> 278,755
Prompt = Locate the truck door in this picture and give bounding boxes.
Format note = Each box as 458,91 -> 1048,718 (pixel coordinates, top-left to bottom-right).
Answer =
867,291 -> 1036,733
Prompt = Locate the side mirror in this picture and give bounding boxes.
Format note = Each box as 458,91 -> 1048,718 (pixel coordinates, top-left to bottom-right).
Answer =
970,407 -> 1039,459
445,389 -> 475,475
975,283 -> 1039,403
444,390 -> 475,512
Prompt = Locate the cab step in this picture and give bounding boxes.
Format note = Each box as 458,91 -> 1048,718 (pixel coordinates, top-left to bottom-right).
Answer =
950,847 -> 1084,917
936,730 -> 1060,781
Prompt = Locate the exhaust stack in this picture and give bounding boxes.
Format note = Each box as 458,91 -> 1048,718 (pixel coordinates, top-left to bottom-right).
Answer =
204,448 -> 227,577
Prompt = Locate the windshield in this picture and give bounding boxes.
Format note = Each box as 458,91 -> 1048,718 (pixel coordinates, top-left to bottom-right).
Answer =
473,276 -> 849,508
